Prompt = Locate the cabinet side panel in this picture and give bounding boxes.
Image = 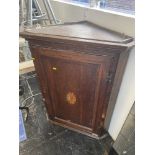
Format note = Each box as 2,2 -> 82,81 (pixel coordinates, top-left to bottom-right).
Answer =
93,54 -> 120,135
29,46 -> 55,117
104,48 -> 130,130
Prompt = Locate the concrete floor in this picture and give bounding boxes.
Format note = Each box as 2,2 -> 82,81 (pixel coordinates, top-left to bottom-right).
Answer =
19,72 -> 113,155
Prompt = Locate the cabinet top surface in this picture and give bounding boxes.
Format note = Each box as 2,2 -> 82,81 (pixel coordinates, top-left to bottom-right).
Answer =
20,21 -> 133,44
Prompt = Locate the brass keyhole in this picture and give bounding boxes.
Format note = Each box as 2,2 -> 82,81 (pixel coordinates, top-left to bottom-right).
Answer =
52,67 -> 57,71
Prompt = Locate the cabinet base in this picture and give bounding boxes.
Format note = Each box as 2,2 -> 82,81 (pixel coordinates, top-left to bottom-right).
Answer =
48,118 -> 108,139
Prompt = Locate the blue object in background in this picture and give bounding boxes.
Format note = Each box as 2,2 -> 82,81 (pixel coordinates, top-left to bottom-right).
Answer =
72,0 -> 89,4
100,0 -> 106,8
79,0 -> 89,3
19,110 -> 27,142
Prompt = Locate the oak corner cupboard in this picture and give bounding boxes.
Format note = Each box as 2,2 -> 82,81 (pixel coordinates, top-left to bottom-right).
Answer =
20,21 -> 134,139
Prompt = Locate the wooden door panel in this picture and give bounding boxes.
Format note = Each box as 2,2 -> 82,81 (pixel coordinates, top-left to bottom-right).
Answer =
41,55 -> 101,128
45,57 -> 82,124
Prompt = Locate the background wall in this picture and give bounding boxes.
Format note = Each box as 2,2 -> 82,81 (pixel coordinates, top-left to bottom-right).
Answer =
41,0 -> 135,140
51,0 -> 135,36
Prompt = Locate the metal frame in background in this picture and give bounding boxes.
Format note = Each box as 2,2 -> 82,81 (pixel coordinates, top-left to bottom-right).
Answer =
19,0 -> 60,27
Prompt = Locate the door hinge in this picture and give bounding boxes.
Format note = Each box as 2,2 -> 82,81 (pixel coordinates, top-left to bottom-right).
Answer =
105,72 -> 113,83
102,113 -> 105,119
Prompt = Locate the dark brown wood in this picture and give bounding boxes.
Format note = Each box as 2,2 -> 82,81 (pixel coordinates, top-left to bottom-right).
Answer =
104,47 -> 132,130
20,21 -> 133,43
20,21 -> 134,138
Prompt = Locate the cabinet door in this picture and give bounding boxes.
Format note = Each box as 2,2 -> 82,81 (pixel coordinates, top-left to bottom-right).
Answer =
39,49 -> 114,131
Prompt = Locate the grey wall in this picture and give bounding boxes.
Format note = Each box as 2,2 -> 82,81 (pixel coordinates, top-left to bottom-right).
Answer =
113,103 -> 135,155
